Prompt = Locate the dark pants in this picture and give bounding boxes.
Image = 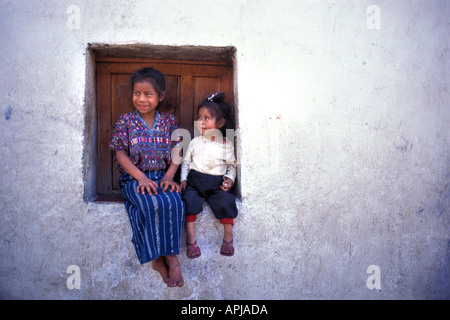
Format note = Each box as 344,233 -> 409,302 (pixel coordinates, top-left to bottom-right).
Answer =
182,170 -> 238,223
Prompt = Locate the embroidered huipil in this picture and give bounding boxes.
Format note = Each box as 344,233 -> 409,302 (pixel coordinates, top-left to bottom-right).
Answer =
108,111 -> 180,173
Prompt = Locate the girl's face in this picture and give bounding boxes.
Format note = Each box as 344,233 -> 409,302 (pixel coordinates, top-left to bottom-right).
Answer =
132,80 -> 165,117
197,106 -> 225,136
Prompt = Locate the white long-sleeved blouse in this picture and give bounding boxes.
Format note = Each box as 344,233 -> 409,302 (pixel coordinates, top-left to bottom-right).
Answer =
181,135 -> 236,183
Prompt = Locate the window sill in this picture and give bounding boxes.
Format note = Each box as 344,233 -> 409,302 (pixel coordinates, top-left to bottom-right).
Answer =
94,194 -> 124,202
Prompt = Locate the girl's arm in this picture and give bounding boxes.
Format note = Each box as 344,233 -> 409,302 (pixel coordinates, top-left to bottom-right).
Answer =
179,138 -> 194,191
160,141 -> 184,193
221,160 -> 235,192
115,150 -> 159,195
160,161 -> 181,193
179,163 -> 188,192
220,139 -> 237,192
220,177 -> 234,192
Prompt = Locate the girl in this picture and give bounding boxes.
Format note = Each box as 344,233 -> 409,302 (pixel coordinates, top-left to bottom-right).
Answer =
108,67 -> 185,287
180,91 -> 238,258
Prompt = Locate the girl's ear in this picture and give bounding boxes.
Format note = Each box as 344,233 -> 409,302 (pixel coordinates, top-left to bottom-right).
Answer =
159,91 -> 166,102
217,118 -> 226,129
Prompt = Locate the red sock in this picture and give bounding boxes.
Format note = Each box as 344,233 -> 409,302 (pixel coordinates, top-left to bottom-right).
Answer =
220,218 -> 234,226
186,215 -> 197,223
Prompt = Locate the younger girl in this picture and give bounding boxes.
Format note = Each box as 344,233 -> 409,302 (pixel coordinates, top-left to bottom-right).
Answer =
180,92 -> 238,258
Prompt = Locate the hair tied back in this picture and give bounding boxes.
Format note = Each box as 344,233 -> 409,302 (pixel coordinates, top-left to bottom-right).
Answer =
207,91 -> 226,102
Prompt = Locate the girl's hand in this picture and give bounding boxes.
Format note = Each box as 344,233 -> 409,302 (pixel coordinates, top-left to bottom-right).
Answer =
160,179 -> 180,193
220,178 -> 233,192
180,181 -> 187,192
137,175 -> 158,195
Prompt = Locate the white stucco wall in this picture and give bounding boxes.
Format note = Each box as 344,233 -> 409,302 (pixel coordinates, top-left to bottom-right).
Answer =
0,0 -> 448,299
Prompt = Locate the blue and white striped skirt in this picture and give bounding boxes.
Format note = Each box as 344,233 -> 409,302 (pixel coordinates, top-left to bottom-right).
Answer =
119,170 -> 185,264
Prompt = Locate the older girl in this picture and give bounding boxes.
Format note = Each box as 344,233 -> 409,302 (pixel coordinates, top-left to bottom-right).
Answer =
108,67 -> 185,287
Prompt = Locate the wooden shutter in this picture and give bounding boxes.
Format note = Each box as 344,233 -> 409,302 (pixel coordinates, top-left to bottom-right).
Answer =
96,58 -> 234,200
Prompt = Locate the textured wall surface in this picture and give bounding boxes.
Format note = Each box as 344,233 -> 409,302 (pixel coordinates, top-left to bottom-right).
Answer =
0,0 -> 448,299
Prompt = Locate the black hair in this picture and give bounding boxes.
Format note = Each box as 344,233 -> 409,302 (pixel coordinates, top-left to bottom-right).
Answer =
131,67 -> 166,97
198,91 -> 234,136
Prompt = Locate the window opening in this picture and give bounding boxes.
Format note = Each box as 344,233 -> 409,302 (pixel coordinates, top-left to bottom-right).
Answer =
85,44 -> 237,202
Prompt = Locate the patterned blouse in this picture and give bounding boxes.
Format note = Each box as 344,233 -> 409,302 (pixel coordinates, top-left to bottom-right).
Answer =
108,111 -> 179,173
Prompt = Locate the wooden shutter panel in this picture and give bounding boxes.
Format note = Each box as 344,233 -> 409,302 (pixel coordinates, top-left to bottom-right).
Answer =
96,58 -> 233,200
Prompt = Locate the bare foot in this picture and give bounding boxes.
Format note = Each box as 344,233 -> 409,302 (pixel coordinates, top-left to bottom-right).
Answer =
165,255 -> 184,287
152,256 -> 169,283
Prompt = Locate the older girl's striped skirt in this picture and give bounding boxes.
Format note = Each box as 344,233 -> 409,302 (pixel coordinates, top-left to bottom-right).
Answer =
119,170 -> 185,264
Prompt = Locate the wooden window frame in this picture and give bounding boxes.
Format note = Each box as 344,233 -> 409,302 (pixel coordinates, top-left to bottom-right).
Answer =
94,56 -> 235,202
